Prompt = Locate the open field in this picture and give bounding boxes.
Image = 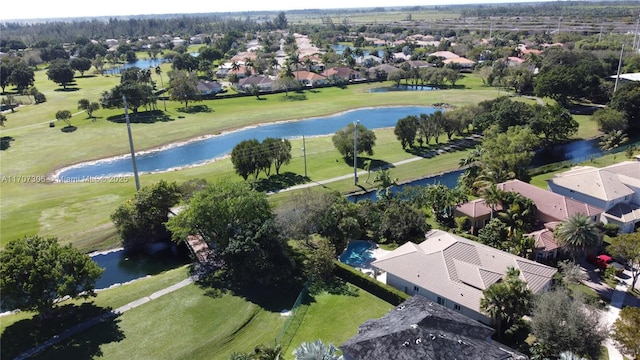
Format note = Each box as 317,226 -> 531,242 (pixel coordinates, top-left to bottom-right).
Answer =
0,264 -> 393,360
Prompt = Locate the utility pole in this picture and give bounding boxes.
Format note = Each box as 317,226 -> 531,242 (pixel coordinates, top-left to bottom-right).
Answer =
614,43 -> 625,94
633,15 -> 639,51
123,96 -> 141,191
557,17 -> 562,34
302,135 -> 307,178
353,120 -> 359,185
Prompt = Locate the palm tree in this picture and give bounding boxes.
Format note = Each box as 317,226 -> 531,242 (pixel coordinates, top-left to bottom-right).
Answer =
554,213 -> 601,261
480,183 -> 505,219
292,340 -> 341,360
155,66 -> 167,111
254,344 -> 283,360
288,52 -> 300,80
480,267 -> 532,339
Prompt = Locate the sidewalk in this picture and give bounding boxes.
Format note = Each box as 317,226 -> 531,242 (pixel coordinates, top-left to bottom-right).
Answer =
602,281 -> 627,360
14,277 -> 194,360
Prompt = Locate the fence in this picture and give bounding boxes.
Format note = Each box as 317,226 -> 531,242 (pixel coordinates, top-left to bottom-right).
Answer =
275,282 -> 310,351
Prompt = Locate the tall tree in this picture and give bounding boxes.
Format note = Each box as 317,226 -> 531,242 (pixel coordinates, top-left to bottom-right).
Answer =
331,122 -> 376,160
231,139 -> 262,180
111,180 -> 181,250
55,109 -> 72,127
480,267 -> 533,339
78,98 -> 100,119
166,180 -> 293,285
608,231 -> 640,289
554,213 -> 601,261
530,287 -> 607,359
169,70 -> 200,109
529,103 -> 578,145
479,125 -> 540,182
0,236 -> 103,319
394,115 -> 419,149
591,108 -> 628,133
262,137 -> 292,176
7,61 -> 35,94
47,59 -> 75,89
70,57 -> 92,76
609,82 -> 640,130
611,306 -> 640,359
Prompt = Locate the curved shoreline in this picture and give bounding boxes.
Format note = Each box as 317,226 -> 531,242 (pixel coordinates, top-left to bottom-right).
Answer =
49,105 -> 438,181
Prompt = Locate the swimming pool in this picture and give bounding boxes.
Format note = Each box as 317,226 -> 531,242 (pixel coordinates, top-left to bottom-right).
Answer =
339,240 -> 376,268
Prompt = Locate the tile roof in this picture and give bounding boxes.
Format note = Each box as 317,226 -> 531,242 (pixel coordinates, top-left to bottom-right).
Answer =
429,51 -> 460,59
527,229 -> 559,253
604,202 -> 640,223
548,163 -> 638,201
455,198 -> 496,218
497,179 -> 603,221
340,295 -> 528,360
372,230 -> 556,314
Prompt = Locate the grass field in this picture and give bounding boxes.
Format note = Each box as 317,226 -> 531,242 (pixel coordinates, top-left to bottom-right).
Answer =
0,263 -> 393,360
0,68 -> 503,251
0,65 -> 607,252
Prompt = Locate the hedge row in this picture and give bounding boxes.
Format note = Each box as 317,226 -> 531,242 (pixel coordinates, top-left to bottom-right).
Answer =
333,261 -> 409,306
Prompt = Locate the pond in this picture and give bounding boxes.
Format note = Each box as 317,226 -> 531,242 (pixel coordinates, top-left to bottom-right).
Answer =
369,84 -> 436,93
104,58 -> 168,75
54,106 -> 438,180
91,243 -> 190,290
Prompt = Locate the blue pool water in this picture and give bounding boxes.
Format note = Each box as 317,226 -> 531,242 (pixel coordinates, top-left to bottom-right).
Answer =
339,240 -> 376,268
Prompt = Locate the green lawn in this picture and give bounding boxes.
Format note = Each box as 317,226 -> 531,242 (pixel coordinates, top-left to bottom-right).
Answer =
1,264 -> 393,360
283,287 -> 394,357
0,67 -> 608,252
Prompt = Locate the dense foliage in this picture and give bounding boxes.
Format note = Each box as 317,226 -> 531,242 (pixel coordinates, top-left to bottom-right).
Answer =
111,180 -> 182,250
0,236 -> 104,319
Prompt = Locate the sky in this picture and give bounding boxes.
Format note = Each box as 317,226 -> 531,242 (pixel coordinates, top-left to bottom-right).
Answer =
2,0 -> 547,21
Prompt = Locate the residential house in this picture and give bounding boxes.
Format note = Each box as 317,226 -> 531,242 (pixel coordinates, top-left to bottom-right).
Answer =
547,161 -> 640,233
322,66 -> 361,83
237,75 -> 274,92
292,70 -> 327,87
196,80 -> 223,96
442,57 -> 476,69
341,295 -> 528,360
455,179 -> 603,260
429,51 -> 460,60
372,229 -> 557,324
367,63 -> 399,80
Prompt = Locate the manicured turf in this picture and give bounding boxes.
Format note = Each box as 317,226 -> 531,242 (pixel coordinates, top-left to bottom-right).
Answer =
283,287 -> 394,357
0,68 -> 605,251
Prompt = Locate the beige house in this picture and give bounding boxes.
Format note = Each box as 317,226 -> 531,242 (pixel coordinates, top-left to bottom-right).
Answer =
372,230 -> 557,324
547,161 -> 640,233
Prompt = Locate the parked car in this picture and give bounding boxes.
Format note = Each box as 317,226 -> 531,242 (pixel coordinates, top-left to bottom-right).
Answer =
587,254 -> 624,275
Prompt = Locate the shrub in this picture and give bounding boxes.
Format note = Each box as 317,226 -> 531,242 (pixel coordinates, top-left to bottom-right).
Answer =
333,261 -> 409,306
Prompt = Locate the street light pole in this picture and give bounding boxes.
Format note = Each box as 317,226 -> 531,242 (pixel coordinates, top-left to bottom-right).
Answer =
123,96 -> 141,191
353,120 -> 359,185
614,43 -> 625,94
302,135 -> 307,178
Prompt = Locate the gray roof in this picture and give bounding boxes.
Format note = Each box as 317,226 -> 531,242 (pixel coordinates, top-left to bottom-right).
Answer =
372,230 -> 556,314
340,295 -> 528,360
548,162 -> 639,202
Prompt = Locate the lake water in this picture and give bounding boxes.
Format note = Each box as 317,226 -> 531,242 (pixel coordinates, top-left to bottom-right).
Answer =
331,44 -> 371,57
104,58 -> 168,75
55,106 -> 438,180
91,243 -> 190,290
369,85 -> 436,93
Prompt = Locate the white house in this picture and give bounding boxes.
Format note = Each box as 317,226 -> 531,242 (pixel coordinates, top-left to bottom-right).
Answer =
372,230 -> 557,324
547,161 -> 640,233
